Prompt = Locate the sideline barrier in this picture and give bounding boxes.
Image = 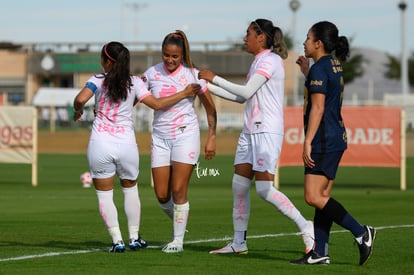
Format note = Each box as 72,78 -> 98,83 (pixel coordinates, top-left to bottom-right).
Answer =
0,106 -> 38,186
276,106 -> 406,190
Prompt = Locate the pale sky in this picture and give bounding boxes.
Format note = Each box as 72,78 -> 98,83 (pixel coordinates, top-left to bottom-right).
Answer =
1,0 -> 413,56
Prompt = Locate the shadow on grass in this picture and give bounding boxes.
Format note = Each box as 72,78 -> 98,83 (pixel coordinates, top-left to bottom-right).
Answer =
1,240 -> 107,251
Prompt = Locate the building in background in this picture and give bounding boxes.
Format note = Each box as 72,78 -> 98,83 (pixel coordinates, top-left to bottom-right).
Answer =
0,41 -> 412,129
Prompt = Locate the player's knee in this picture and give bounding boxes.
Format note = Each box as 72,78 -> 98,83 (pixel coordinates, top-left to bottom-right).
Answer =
157,196 -> 171,204
232,174 -> 251,194
255,182 -> 272,200
304,193 -> 322,208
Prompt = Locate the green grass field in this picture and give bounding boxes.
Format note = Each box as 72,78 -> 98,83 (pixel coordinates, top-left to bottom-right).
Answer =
0,154 -> 413,274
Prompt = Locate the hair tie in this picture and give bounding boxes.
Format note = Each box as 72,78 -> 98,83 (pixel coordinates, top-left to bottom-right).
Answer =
103,44 -> 117,62
170,33 -> 182,39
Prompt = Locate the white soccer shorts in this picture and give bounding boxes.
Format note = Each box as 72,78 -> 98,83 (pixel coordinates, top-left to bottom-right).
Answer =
234,132 -> 283,174
87,140 -> 139,180
151,132 -> 200,168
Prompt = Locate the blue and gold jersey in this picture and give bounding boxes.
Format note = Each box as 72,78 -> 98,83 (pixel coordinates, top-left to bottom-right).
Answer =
303,55 -> 347,153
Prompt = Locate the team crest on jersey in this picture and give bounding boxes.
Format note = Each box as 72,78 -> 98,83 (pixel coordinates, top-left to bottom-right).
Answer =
343,131 -> 348,144
179,75 -> 188,86
154,72 -> 161,80
141,75 -> 147,82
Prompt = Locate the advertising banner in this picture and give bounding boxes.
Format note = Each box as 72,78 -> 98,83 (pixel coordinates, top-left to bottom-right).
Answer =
280,106 -> 401,168
0,106 -> 36,164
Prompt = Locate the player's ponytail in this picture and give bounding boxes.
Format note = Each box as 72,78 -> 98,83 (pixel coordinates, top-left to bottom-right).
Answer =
101,41 -> 132,101
336,36 -> 350,62
311,21 -> 349,61
271,26 -> 288,60
252,19 -> 288,60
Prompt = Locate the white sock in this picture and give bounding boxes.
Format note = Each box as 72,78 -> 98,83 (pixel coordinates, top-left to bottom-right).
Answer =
159,197 -> 174,220
256,180 -> 308,231
96,189 -> 122,243
122,184 -> 140,241
108,227 -> 123,244
173,202 -> 189,244
234,231 -> 246,244
232,174 -> 251,243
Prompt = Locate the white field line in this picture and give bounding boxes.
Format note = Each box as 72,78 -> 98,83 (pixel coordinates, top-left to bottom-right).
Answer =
1,224 -> 413,262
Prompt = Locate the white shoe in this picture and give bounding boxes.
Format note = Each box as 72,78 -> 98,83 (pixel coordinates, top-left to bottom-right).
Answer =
302,220 -> 315,253
162,239 -> 183,253
209,241 -> 248,254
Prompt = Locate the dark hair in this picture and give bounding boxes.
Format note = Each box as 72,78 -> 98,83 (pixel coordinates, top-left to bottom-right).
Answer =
101,41 -> 132,101
162,30 -> 195,68
251,19 -> 288,59
310,21 -> 349,61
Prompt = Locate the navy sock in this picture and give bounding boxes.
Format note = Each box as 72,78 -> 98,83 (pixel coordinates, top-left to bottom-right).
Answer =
341,213 -> 366,237
322,198 -> 365,237
314,208 -> 332,256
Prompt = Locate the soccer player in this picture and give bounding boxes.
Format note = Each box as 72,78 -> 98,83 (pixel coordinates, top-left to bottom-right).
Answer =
291,21 -> 376,265
141,30 -> 217,253
73,41 -> 199,252
198,19 -> 314,255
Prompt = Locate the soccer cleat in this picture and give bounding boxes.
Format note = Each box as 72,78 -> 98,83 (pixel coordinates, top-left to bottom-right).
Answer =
290,250 -> 330,265
209,241 -> 248,254
162,239 -> 183,253
302,220 -> 315,253
129,236 -> 148,251
357,225 -> 376,265
109,240 -> 126,253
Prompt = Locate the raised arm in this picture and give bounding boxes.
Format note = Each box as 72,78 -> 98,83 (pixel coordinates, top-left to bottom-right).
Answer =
141,83 -> 200,110
207,82 -> 246,103
199,69 -> 267,100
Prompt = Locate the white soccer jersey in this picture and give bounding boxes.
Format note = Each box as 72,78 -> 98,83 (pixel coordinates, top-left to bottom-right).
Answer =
86,74 -> 151,144
142,63 -> 207,139
243,49 -> 285,135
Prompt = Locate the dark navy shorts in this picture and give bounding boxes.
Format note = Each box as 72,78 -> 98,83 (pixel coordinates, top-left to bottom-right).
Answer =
304,151 -> 344,180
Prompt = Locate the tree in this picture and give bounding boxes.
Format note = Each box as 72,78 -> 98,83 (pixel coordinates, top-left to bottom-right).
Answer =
227,32 -> 364,84
283,32 -> 294,50
384,52 -> 414,85
342,50 -> 365,84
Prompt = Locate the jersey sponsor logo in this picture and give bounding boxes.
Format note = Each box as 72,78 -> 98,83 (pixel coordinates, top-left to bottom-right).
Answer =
309,80 -> 323,86
97,122 -> 125,134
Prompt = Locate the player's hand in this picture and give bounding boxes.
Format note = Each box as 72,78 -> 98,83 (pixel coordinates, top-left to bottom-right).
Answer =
302,142 -> 315,168
183,83 -> 201,97
73,110 -> 83,122
296,56 -> 310,77
198,70 -> 215,83
204,136 -> 216,160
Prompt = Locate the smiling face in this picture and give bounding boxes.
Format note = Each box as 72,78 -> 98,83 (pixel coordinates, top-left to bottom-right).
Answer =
162,44 -> 183,73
